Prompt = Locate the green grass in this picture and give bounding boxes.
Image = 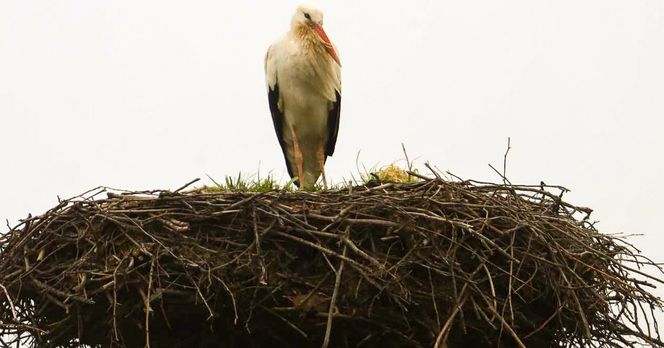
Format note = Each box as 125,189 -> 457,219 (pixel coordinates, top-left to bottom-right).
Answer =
202,172 -> 290,193
200,164 -> 421,194
201,173 -> 333,193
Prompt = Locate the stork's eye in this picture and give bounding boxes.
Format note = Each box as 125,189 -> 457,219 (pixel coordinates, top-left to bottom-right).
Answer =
304,13 -> 311,20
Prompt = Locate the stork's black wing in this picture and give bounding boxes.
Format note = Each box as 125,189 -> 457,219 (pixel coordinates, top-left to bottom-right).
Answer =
268,83 -> 295,181
325,90 -> 341,157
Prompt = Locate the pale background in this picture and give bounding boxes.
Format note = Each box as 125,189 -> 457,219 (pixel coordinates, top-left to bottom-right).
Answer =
1,0 -> 663,340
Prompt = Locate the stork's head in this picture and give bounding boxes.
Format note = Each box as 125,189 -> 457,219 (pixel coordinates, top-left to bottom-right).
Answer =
290,3 -> 340,66
291,3 -> 324,28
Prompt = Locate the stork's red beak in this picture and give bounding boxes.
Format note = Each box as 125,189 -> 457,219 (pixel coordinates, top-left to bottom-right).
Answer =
311,24 -> 341,66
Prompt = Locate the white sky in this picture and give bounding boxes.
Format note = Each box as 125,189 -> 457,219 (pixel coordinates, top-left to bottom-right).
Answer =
1,0 -> 663,337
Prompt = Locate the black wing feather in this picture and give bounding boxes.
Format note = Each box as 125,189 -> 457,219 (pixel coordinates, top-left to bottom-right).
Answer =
268,83 -> 296,182
325,90 -> 341,157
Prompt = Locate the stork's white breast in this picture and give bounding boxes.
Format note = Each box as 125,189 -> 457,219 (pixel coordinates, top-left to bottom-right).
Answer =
269,34 -> 339,139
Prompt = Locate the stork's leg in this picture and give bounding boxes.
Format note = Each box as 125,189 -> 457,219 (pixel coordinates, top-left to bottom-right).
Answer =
317,137 -> 328,190
290,125 -> 305,188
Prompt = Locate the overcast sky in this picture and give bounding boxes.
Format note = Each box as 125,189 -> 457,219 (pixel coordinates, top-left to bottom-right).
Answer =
1,0 -> 663,335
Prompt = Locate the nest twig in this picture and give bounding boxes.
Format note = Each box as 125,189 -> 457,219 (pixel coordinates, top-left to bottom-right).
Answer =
0,176 -> 662,347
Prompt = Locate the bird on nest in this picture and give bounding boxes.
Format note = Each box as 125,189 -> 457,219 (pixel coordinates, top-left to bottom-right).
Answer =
265,2 -> 341,189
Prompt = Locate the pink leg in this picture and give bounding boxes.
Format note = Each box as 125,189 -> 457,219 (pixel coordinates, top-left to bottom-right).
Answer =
290,125 -> 305,188
317,137 -> 328,189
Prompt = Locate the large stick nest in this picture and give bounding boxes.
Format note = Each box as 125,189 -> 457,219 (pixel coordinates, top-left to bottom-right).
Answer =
0,177 -> 662,347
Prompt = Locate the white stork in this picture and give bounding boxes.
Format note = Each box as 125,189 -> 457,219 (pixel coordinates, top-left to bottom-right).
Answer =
265,3 -> 341,189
